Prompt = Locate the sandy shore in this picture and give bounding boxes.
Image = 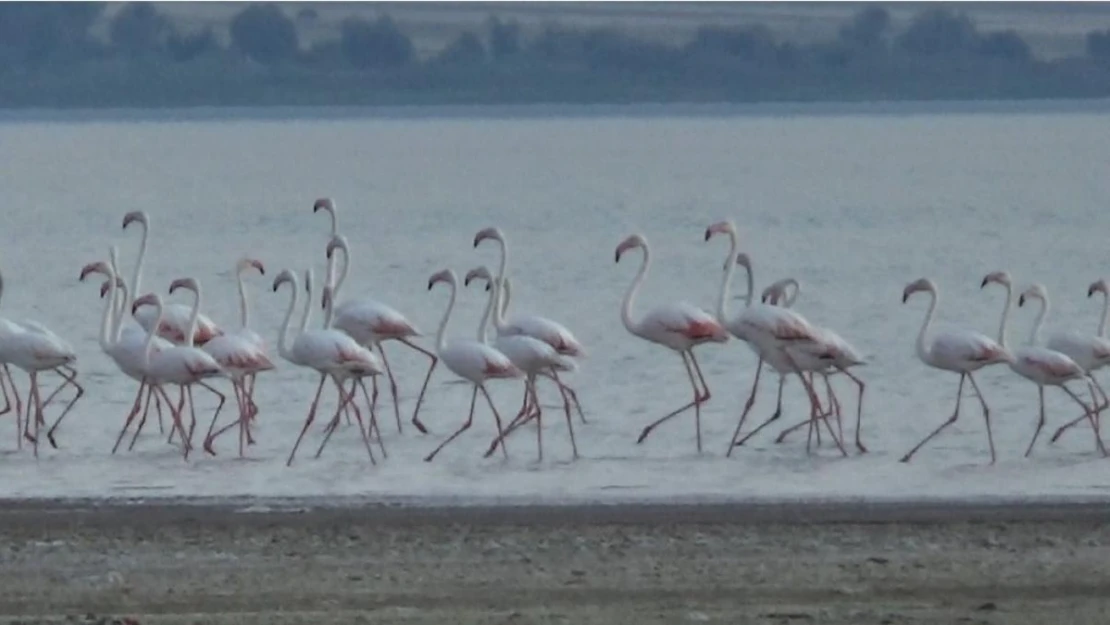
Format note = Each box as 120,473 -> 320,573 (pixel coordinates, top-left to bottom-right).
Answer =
2,499 -> 1109,624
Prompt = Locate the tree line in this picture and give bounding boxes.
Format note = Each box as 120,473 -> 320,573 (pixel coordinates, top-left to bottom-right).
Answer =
3,2 -> 1110,107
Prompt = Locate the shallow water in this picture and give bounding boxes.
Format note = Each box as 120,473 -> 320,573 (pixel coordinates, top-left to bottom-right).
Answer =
1,104 -> 1109,503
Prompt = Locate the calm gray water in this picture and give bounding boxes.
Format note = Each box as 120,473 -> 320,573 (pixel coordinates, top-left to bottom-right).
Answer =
0,106 -> 1109,503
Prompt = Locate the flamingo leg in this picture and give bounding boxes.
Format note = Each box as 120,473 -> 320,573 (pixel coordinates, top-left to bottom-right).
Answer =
963,371 -> 996,464
1024,385 -> 1049,458
1061,382 -> 1107,457
901,373 -> 966,464
287,374 -> 329,467
635,350 -> 706,453
313,378 -> 357,459
184,385 -> 200,459
1050,375 -> 1110,443
44,366 -> 84,449
129,383 -> 162,451
726,358 -> 764,456
373,343 -> 403,434
734,374 -> 786,448
0,363 -> 17,450
204,380 -> 245,456
398,337 -> 436,435
551,369 -> 586,424
29,372 -> 41,458
153,384 -> 190,459
4,365 -> 22,450
112,379 -> 151,454
485,375 -> 541,459
424,385 -> 478,463
356,376 -> 386,459
529,377 -> 544,462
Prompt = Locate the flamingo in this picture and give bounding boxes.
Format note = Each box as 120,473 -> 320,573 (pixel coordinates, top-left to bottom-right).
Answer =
979,274 -> 1105,457
615,233 -> 730,454
702,221 -> 841,457
1044,277 -> 1110,443
321,231 -> 435,435
122,210 -> 223,346
272,268 -> 381,467
132,278 -> 228,459
473,226 -> 587,424
900,278 -> 1012,464
0,269 -> 84,451
423,268 -> 521,463
314,199 -> 437,434
758,278 -> 869,454
462,266 -> 579,461
79,250 -> 174,453
199,258 -> 276,457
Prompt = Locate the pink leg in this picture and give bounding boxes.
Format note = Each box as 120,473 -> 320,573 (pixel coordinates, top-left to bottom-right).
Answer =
726,359 -> 763,456
128,383 -> 163,451
45,366 -> 85,449
424,385 -> 478,462
203,379 -> 246,456
315,377 -> 377,465
551,370 -> 586,424
287,374 -> 329,467
636,350 -> 708,453
152,384 -> 190,458
28,371 -> 41,458
733,372 -> 786,448
374,343 -> 403,434
485,376 -> 539,458
1050,375 -> 1110,443
1024,385 -> 1047,458
356,376 -> 387,459
1061,382 -> 1107,456
398,337 -> 436,435
901,373 -> 967,463
112,379 -> 152,454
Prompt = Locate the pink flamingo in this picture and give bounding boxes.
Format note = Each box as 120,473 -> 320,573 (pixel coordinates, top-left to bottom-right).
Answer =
423,269 -> 521,463
272,268 -> 381,467
473,226 -> 587,424
703,222 -> 840,457
980,274 -> 1105,456
1044,277 -> 1110,443
200,258 -> 276,457
900,278 -> 1012,464
462,266 -> 578,462
123,210 -> 223,346
615,233 -> 730,454
314,199 -> 437,434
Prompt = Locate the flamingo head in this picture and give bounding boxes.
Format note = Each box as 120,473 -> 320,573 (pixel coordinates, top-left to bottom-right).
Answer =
464,266 -> 493,290
122,210 -> 148,230
902,277 -> 936,304
704,220 -> 736,242
980,270 -> 1012,290
1018,283 -> 1047,308
427,269 -> 455,291
734,252 -> 752,271
313,197 -> 335,214
169,277 -> 199,296
132,292 -> 160,315
99,277 -> 126,299
325,234 -> 349,260
615,234 -> 647,263
1089,279 -> 1109,298
236,257 -> 265,276
272,269 -> 296,293
79,260 -> 111,282
761,278 -> 797,306
473,226 -> 505,249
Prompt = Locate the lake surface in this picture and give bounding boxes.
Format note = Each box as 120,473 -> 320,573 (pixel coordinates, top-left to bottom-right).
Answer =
1,104 -> 1109,504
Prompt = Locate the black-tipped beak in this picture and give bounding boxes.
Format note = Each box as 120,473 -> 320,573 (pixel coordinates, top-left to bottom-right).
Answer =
704,229 -> 711,242
980,278 -> 988,289
427,280 -> 434,291
464,277 -> 472,287
1089,286 -> 1097,298
272,284 -> 278,293
1018,295 -> 1026,307
901,293 -> 909,304
485,282 -> 491,292
472,238 -> 480,249
614,251 -> 621,263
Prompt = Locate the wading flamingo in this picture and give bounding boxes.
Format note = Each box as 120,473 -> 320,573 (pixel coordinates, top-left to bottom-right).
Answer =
473,226 -> 587,424
703,222 -> 840,457
314,199 -> 437,434
900,278 -> 1012,464
615,233 -> 730,454
759,278 -> 869,454
273,268 -> 381,467
979,273 -> 1105,457
322,231 -> 435,435
463,266 -> 578,462
423,268 -> 521,462
1045,277 -> 1110,443
123,210 -> 223,345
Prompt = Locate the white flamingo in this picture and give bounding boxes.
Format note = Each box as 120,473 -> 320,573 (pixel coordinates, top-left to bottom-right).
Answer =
1044,277 -> 1110,443
979,273 -> 1105,457
703,221 -> 841,457
423,268 -> 521,463
463,266 -> 578,462
122,210 -> 223,345
758,278 -> 869,454
132,279 -> 228,460
199,258 -> 276,457
0,269 -> 84,451
315,199 -> 438,434
900,278 -> 1013,464
615,233 -> 730,454
473,227 -> 587,424
272,268 -> 382,467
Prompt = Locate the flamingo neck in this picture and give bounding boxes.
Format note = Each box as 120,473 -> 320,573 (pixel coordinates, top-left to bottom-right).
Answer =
621,245 -> 650,336
915,288 -> 938,365
715,230 -> 738,324
994,282 -> 1013,349
434,279 -> 457,354
323,290 -> 335,330
98,264 -> 117,353
491,236 -> 508,289
492,276 -> 511,334
183,284 -> 202,349
1099,291 -> 1109,338
1029,295 -> 1049,346
112,280 -> 130,344
276,277 -> 299,362
476,279 -> 496,344
301,271 -> 314,334
130,219 -> 148,315
329,242 -> 350,302
142,300 -> 163,367
236,266 -> 251,329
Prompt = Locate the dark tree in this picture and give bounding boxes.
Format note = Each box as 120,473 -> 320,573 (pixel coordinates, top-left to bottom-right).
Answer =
0,2 -> 104,64
434,31 -> 486,65
229,3 -> 298,65
340,15 -> 414,69
109,2 -> 169,57
165,28 -> 217,63
838,6 -> 890,50
976,30 -> 1031,63
896,9 -> 980,58
1087,29 -> 1110,64
684,24 -> 779,65
487,16 -> 520,60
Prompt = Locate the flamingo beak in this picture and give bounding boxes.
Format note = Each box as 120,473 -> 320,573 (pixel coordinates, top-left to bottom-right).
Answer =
980,277 -> 989,289
1018,295 -> 1026,307
704,228 -> 712,242
252,260 -> 265,275
485,281 -> 491,292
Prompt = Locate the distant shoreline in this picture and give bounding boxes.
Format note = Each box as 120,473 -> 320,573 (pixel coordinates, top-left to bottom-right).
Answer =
3,97 -> 1110,123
